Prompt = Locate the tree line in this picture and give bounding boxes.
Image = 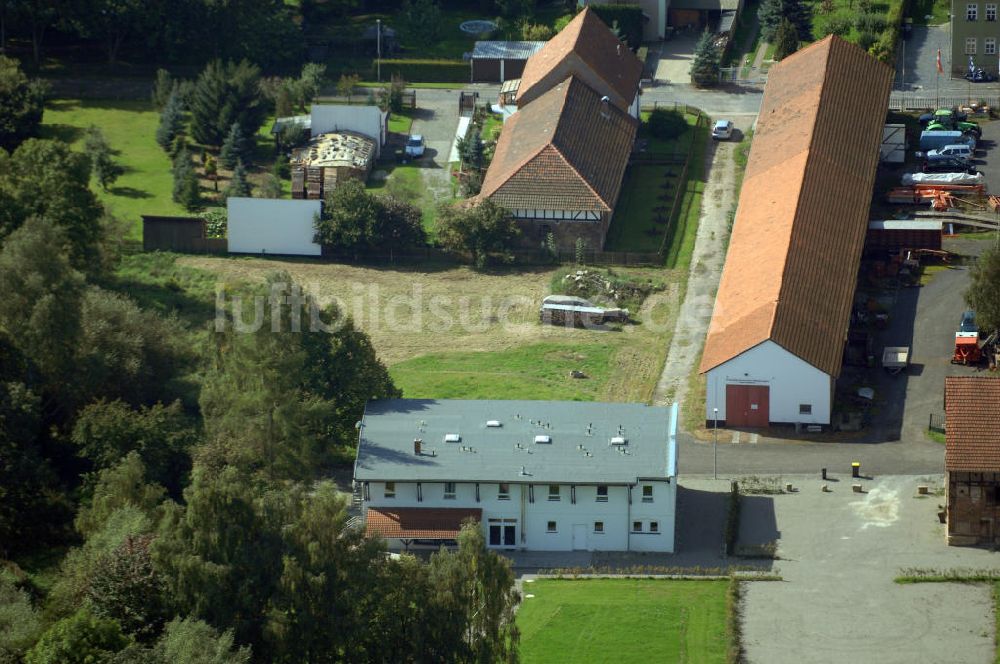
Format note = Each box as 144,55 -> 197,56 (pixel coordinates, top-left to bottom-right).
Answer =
0,70 -> 521,662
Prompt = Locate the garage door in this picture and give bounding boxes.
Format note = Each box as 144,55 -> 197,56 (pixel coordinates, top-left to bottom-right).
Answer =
726,385 -> 769,427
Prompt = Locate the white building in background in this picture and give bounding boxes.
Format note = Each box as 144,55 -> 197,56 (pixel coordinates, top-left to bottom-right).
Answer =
354,399 -> 679,553
226,197 -> 321,256
272,104 -> 388,158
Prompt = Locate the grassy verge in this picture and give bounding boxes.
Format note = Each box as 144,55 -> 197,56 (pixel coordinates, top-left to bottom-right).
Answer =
663,119 -> 710,271
726,578 -> 744,664
895,569 -> 1000,583
517,578 -> 729,663
388,108 -> 415,135
908,0 -> 951,25
41,98 -> 188,237
724,0 -> 760,67
926,428 -> 946,444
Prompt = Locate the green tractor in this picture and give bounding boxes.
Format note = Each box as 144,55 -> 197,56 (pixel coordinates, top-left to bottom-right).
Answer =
922,108 -> 982,137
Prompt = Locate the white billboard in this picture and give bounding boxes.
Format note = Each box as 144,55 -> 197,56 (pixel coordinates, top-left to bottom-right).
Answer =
227,198 -> 323,256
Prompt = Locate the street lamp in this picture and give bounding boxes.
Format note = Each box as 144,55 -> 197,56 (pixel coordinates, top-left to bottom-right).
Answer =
713,407 -> 719,480
376,19 -> 382,83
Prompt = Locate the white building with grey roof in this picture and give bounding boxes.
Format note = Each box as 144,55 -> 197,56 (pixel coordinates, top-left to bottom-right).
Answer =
354,399 -> 678,553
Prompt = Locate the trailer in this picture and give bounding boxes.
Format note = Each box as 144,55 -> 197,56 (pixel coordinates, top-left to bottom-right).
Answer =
952,332 -> 983,364
882,346 -> 910,374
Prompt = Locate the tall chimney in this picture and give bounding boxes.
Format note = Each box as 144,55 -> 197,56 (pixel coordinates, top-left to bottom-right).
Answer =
414,438 -> 422,455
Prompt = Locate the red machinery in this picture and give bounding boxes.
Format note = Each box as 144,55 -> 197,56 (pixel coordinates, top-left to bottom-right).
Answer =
953,333 -> 983,365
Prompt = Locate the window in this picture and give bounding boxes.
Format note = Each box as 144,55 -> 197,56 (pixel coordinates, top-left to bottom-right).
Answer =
799,404 -> 812,415
988,37 -> 997,54
444,482 -> 456,499
548,484 -> 560,501
650,521 -> 659,533
594,521 -> 604,533
967,37 -> 978,54
547,521 -> 557,533
596,485 -> 609,502
632,521 -> 643,532
989,2 -> 997,19
498,483 -> 510,500
642,485 -> 654,503
384,482 -> 396,499
969,3 -> 979,20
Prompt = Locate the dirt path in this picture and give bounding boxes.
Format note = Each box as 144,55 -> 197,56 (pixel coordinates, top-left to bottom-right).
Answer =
652,115 -> 755,413
750,39 -> 770,72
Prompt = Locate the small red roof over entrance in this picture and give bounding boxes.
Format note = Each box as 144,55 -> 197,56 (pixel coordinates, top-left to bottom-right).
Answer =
365,507 -> 482,540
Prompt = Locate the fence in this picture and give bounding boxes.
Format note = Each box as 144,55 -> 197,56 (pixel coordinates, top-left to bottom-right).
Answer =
320,246 -> 663,267
314,88 -> 416,109
889,94 -> 1000,111
928,413 -> 946,435
656,112 -> 707,257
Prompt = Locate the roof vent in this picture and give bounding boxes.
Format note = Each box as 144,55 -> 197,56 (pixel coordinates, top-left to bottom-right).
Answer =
486,420 -> 502,428
610,436 -> 627,446
534,435 -> 552,444
444,433 -> 461,443
414,439 -> 422,455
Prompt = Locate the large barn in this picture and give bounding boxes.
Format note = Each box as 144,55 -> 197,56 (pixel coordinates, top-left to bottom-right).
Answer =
699,36 -> 893,428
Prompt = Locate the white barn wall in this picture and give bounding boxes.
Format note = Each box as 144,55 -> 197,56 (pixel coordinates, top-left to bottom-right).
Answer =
365,480 -> 675,552
705,340 -> 833,425
309,105 -> 387,156
227,198 -> 322,256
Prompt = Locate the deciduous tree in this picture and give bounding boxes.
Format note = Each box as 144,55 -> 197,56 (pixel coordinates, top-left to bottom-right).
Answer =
437,199 -> 520,268
966,243 -> 1000,332
0,55 -> 45,151
24,608 -> 128,664
84,126 -> 124,191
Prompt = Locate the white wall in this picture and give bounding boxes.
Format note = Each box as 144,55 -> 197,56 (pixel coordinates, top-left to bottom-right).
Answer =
310,105 -> 387,156
365,480 -> 676,552
227,198 -> 322,256
705,340 -> 833,425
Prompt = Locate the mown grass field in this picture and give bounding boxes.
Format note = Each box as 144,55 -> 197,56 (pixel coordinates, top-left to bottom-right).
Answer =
607,113 -> 709,272
170,255 -> 682,402
41,99 -> 186,238
517,579 -> 730,664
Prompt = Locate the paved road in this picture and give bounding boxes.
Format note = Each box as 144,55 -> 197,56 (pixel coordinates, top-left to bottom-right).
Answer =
741,475 -> 996,664
654,116 -> 755,406
405,91 -> 460,202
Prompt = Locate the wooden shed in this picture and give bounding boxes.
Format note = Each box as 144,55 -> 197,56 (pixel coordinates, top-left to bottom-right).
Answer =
866,220 -> 943,252
142,215 -> 225,253
470,41 -> 545,83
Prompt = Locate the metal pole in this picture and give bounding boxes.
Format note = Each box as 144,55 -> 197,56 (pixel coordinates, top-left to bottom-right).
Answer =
713,407 -> 719,480
377,19 -> 382,83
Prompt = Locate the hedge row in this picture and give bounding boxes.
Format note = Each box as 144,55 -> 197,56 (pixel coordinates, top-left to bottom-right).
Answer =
372,58 -> 468,83
869,0 -> 911,64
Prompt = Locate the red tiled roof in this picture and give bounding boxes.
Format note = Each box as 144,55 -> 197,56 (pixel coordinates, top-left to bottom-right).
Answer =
517,7 -> 642,112
365,507 -> 482,539
699,36 -> 893,377
945,376 -> 1000,471
479,76 -> 637,212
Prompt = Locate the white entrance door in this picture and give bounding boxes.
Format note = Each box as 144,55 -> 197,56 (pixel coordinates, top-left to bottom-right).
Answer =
572,524 -> 587,551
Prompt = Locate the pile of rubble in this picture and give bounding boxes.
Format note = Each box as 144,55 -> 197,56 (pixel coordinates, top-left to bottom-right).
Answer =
559,269 -> 663,308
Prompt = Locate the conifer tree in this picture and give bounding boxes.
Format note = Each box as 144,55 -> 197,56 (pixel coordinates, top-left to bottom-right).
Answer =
155,90 -> 183,153
774,18 -> 800,60
219,122 -> 248,170
224,159 -> 251,200
690,31 -> 721,88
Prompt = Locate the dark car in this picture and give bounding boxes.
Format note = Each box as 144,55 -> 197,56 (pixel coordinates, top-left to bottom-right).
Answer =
921,157 -> 977,173
960,310 -> 978,334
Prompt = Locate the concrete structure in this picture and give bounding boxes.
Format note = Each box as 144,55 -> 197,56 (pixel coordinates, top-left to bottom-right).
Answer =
945,376 -> 1000,546
470,41 -> 546,82
950,0 -> 1000,77
226,197 -> 322,256
355,399 -> 679,552
668,0 -> 742,35
290,131 -> 376,200
699,36 -> 893,428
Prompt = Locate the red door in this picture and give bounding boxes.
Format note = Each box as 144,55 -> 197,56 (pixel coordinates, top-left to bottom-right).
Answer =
726,385 -> 770,427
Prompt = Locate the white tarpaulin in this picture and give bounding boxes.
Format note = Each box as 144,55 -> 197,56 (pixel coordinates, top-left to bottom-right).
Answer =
901,172 -> 984,186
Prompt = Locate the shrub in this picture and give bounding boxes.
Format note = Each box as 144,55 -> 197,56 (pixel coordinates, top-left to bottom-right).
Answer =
857,30 -> 878,51
372,59 -> 467,83
521,22 -> 554,40
554,14 -> 574,32
818,15 -> 852,37
854,11 -> 888,33
647,108 -> 687,140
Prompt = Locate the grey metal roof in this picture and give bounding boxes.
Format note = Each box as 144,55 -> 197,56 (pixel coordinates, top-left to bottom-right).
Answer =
472,41 -> 546,60
354,399 -> 678,484
270,115 -> 311,136
868,219 -> 943,230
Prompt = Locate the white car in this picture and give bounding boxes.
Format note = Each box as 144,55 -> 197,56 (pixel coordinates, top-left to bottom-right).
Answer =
405,134 -> 425,158
712,120 -> 734,140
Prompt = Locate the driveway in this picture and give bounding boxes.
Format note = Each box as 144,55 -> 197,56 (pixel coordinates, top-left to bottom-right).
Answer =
652,32 -> 700,85
405,90 -> 461,203
741,474 -> 997,664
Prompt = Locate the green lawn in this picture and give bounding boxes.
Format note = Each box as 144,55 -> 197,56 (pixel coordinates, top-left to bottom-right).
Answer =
390,342 -> 618,401
388,108 -> 415,135
517,579 -> 730,664
605,114 -> 709,270
367,161 -> 445,233
908,0 -> 951,24
41,98 -> 187,238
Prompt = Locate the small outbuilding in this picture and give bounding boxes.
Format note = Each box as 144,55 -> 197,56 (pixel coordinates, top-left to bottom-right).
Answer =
945,376 -> 1000,546
470,41 -> 546,83
290,131 -> 376,200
